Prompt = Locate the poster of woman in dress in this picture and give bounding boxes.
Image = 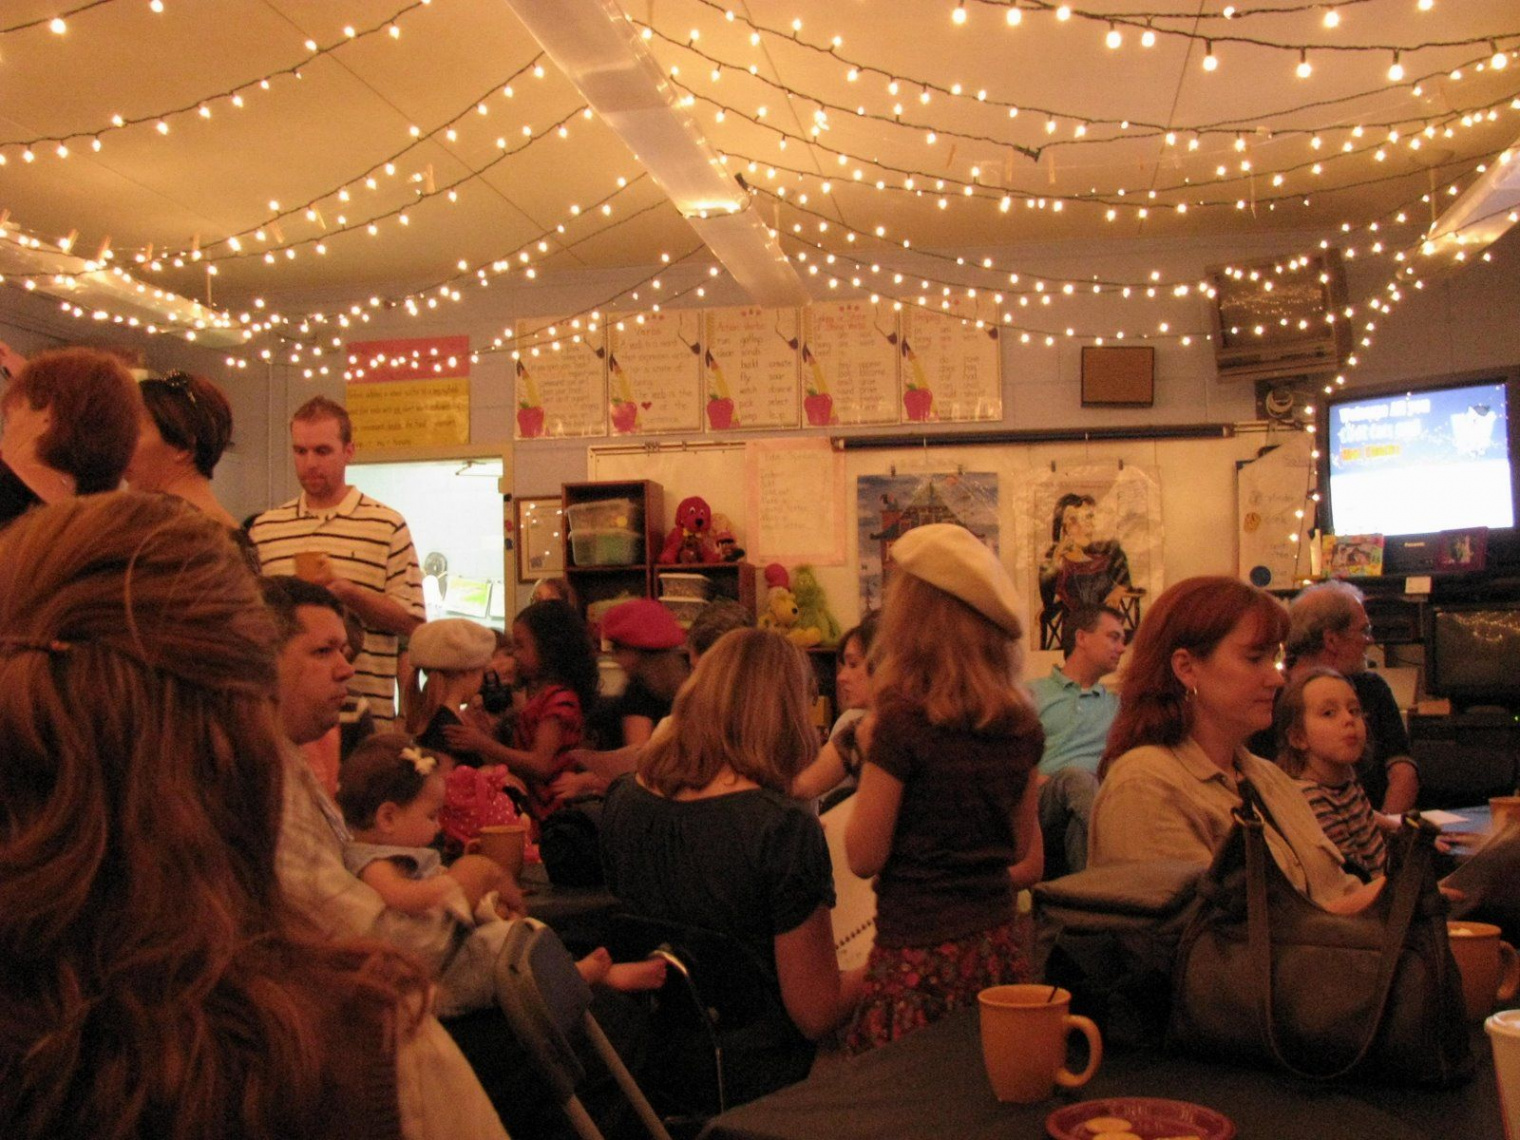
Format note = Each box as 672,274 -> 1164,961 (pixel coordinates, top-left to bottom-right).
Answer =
1028,465 -> 1162,651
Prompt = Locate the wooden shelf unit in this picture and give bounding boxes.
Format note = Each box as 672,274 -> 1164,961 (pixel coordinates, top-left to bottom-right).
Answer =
561,479 -> 665,619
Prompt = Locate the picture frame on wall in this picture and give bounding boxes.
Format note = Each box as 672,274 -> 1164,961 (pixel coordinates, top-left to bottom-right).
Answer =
516,497 -> 564,582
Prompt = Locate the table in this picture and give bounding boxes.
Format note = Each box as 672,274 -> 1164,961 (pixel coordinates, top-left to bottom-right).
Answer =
520,862 -> 620,952
699,1008 -> 1501,1140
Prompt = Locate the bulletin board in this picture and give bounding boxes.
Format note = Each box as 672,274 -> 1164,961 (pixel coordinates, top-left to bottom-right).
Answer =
606,310 -> 704,436
512,330 -> 606,440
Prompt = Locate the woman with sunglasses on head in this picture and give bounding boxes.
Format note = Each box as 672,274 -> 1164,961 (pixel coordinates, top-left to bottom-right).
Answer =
127,370 -> 238,528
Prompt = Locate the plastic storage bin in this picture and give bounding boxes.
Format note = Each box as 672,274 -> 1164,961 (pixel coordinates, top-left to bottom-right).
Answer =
565,498 -> 642,533
658,573 -> 714,601
569,527 -> 643,566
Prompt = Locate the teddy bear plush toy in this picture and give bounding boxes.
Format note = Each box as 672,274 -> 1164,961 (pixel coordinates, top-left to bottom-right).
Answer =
659,495 -> 720,564
758,584 -> 821,648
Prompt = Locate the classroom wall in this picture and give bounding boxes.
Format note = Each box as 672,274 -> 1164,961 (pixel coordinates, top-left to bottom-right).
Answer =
6,227 -> 1519,585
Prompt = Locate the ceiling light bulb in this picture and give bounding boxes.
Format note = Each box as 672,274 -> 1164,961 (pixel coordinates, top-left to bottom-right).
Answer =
1056,6 -> 1071,20
1203,43 -> 1218,71
1493,44 -> 1509,70
1006,6 -> 1022,26
1388,51 -> 1404,81
1106,24 -> 1121,48
952,2 -> 967,25
1297,50 -> 1312,78
1323,7 -> 1340,27
1141,26 -> 1156,47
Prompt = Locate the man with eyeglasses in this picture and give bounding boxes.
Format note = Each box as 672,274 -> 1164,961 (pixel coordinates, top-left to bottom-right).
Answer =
1260,580 -> 1419,814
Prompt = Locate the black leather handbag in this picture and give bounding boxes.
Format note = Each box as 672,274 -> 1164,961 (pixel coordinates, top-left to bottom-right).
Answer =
1167,783 -> 1473,1087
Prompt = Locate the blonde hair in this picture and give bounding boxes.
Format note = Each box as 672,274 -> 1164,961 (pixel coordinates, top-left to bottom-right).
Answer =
640,628 -> 816,796
870,570 -> 1035,732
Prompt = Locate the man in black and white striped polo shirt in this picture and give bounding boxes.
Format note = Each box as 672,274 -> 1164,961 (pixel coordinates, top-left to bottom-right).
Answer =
249,396 -> 423,726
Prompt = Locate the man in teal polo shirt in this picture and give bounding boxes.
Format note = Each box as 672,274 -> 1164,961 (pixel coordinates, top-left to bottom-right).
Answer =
1029,604 -> 1125,875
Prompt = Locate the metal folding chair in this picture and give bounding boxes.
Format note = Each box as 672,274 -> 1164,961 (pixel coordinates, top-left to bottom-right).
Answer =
493,918 -> 671,1140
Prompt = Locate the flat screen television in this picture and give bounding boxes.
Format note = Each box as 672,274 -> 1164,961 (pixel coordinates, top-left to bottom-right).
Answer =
1426,604 -> 1520,709
1320,370 -> 1520,570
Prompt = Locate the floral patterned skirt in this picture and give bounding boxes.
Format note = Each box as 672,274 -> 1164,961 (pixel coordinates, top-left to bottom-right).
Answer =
845,918 -> 1029,1055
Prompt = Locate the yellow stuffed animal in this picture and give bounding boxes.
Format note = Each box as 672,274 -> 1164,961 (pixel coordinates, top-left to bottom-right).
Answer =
758,585 -> 821,648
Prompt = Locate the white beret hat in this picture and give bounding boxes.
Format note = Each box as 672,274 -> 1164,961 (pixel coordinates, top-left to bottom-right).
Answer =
889,523 -> 1023,636
409,618 -> 496,671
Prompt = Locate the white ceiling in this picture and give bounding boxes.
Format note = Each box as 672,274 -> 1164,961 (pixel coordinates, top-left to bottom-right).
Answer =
0,0 -> 1517,344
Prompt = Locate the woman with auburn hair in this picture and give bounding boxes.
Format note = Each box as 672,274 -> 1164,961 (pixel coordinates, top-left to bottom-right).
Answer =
600,627 -> 861,1107
0,492 -> 506,1140
1089,575 -> 1377,912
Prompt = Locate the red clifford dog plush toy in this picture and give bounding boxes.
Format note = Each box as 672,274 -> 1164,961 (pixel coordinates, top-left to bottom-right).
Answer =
659,495 -> 720,564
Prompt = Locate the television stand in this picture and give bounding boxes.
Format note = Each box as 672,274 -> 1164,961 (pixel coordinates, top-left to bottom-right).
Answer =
1409,710 -> 1520,809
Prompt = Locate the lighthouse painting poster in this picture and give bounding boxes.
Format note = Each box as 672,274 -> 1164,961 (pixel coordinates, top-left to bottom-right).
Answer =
855,472 -> 1000,615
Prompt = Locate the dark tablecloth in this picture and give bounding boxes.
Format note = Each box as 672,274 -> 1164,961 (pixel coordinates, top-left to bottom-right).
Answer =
699,1008 -> 1501,1140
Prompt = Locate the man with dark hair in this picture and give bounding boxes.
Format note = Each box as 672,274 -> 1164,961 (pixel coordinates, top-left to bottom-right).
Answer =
1028,604 -> 1126,874
0,345 -> 142,528
248,395 -> 423,726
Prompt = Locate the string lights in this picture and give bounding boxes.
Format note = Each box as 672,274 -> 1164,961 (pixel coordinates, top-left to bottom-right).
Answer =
0,2 -> 435,160
0,0 -> 1515,384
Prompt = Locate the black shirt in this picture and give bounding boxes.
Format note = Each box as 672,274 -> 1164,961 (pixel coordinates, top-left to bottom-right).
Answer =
0,459 -> 43,530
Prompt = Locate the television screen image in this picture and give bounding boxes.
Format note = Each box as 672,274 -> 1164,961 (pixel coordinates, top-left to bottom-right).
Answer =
1326,380 -> 1514,538
1428,606 -> 1520,707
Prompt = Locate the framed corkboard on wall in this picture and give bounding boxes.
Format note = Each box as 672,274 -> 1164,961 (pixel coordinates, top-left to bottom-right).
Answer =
1081,345 -> 1155,407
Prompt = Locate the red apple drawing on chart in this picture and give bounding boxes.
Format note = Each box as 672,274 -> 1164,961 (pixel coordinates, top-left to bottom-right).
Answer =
516,404 -> 545,438
706,397 -> 736,430
903,387 -> 934,421
610,399 -> 639,433
804,392 -> 835,426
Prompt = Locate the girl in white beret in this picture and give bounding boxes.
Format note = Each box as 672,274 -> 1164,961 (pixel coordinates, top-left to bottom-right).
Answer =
843,523 -> 1044,1054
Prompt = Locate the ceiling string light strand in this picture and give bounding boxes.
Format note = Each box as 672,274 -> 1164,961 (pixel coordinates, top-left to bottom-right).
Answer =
658,31 -> 1517,158
700,84 -> 1514,214
0,0 -> 433,155
265,176 -> 662,335
0,0 -> 119,36
680,0 -> 1517,77
181,104 -> 595,268
150,54 -> 550,262
774,223 -> 1212,345
962,0 -> 1517,56
718,106 -> 1508,223
970,0 -> 1381,20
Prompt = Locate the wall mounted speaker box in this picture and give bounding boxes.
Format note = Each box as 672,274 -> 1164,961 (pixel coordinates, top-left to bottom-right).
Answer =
1210,248 -> 1352,383
1081,345 -> 1154,406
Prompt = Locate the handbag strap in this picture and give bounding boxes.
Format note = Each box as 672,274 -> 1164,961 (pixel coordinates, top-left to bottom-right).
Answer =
1240,781 -> 1430,1081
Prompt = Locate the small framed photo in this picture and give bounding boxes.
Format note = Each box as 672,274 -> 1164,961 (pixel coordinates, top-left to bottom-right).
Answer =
1435,527 -> 1487,572
515,497 -> 564,582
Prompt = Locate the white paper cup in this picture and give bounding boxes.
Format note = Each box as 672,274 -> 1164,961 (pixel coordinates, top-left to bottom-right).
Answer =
1486,1008 -> 1520,1139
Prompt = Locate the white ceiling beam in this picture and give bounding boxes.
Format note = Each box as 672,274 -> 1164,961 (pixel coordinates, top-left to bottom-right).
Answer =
501,0 -> 809,307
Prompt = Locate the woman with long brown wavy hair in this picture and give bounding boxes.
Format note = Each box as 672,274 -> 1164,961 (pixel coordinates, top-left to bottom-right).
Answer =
0,492 -> 506,1140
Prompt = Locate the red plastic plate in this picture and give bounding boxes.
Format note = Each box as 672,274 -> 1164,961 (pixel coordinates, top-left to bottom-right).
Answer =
1047,1097 -> 1236,1140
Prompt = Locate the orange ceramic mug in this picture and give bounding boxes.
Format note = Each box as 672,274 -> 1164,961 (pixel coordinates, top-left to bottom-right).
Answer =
1450,920 -> 1520,1020
467,824 -> 527,879
978,984 -> 1102,1104
1491,797 -> 1520,833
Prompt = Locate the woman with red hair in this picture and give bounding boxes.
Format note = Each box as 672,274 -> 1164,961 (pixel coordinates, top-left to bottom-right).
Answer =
1090,576 -> 1378,912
